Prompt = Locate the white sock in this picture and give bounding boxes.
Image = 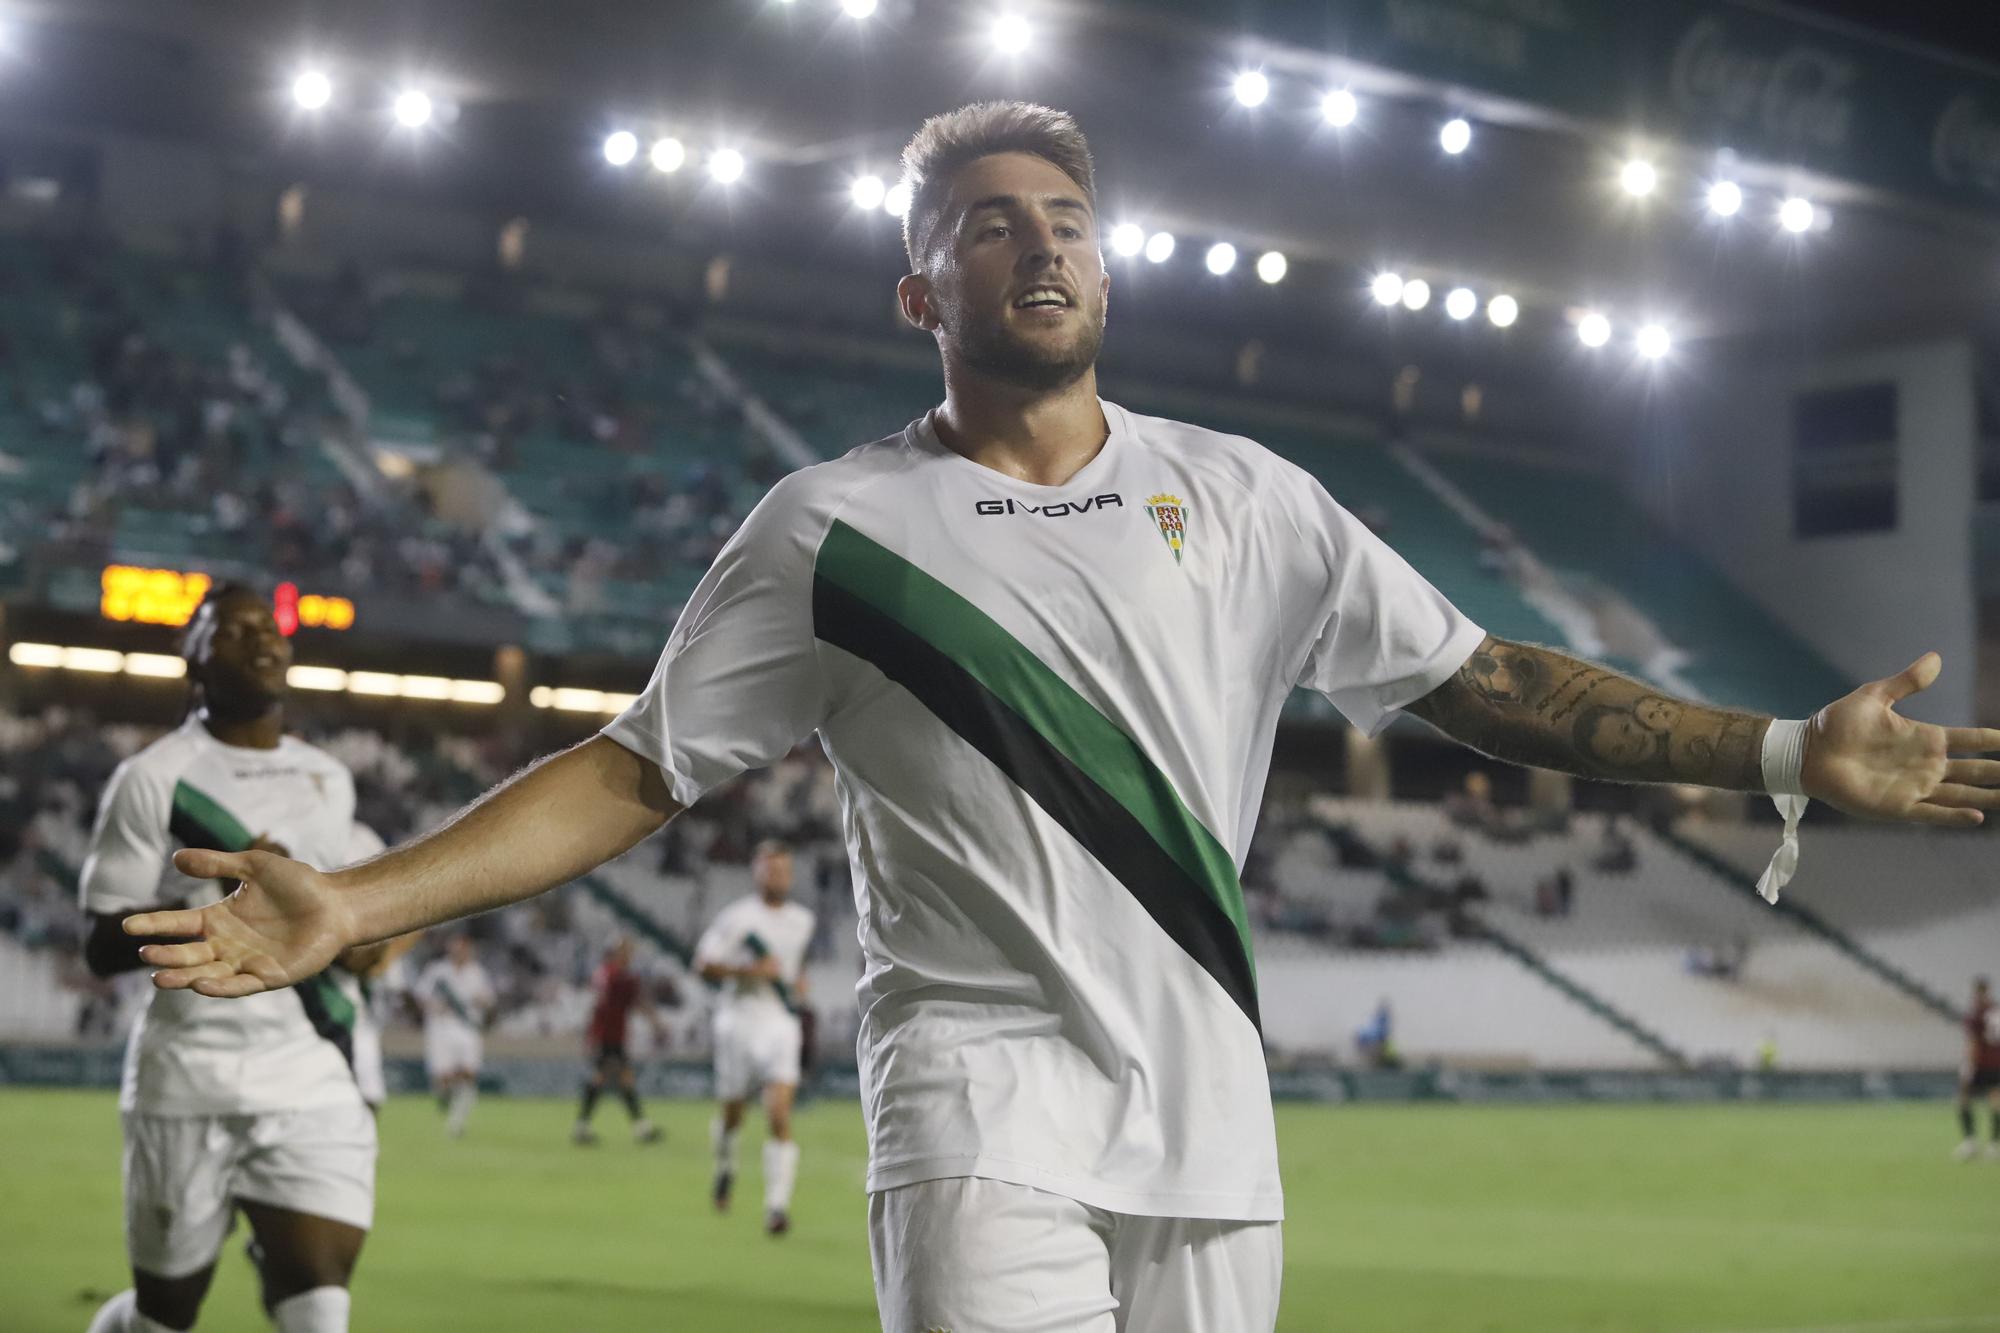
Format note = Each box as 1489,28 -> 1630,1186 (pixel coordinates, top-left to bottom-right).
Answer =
446,1080 -> 477,1133
763,1138 -> 800,1212
85,1290 -> 177,1333
272,1285 -> 351,1333
711,1116 -> 738,1173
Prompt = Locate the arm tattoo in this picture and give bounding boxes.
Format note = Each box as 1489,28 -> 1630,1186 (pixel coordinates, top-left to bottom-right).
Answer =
1406,637 -> 1771,791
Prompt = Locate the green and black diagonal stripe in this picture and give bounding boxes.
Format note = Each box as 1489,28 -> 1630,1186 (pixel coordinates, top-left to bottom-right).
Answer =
168,778 -> 358,1072
745,932 -> 800,1014
811,519 -> 1258,1030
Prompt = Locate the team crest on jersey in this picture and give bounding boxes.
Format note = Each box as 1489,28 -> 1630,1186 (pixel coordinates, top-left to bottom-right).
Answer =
1144,493 -> 1189,565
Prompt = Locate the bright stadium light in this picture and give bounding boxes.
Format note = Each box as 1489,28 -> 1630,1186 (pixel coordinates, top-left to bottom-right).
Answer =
1256,250 -> 1287,284
123,653 -> 187,679
392,89 -> 433,129
1205,242 -> 1238,275
1233,70 -> 1270,108
1487,293 -> 1519,327
841,0 -> 878,17
1371,271 -> 1404,306
1706,179 -> 1742,216
1577,311 -> 1612,347
650,137 -> 686,173
1444,286 -> 1476,320
1778,195 -> 1815,233
1636,323 -> 1672,359
708,148 -> 746,184
1321,88 -> 1358,127
1110,222 -> 1145,257
883,181 -> 912,217
992,13 -> 1032,55
1620,158 -> 1658,197
1401,278 -> 1431,311
602,130 -> 638,167
850,173 -> 886,210
1144,230 -> 1175,263
291,69 -> 332,111
1440,117 -> 1471,154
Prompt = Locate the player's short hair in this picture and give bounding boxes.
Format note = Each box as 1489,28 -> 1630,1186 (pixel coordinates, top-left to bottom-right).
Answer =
899,101 -> 1095,270
179,579 -> 264,662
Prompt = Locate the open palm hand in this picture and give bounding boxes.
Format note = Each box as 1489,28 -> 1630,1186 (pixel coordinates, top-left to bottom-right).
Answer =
1803,653 -> 2000,827
124,848 -> 355,997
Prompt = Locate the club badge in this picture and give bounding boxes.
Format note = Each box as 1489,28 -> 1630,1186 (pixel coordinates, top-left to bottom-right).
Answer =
1144,493 -> 1189,565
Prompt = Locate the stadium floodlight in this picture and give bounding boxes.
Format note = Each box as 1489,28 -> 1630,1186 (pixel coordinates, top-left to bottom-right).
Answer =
123,653 -> 187,679
1370,271 -> 1404,306
1577,311 -> 1611,347
287,665 -> 347,692
291,69 -> 332,111
1205,242 -> 1237,275
841,0 -> 878,17
63,647 -> 125,673
1233,70 -> 1269,108
1109,222 -> 1145,257
1706,179 -> 1742,216
1143,230 -> 1175,263
708,148 -> 746,184
398,675 -> 454,701
346,671 -> 401,697
552,687 -> 608,713
1444,286 -> 1476,320
1778,195 -> 1815,233
449,679 -> 506,705
1619,159 -> 1658,197
1440,117 -> 1471,154
1256,250 -> 1287,284
850,173 -> 886,210
8,641 -> 65,668
1636,323 -> 1672,359
992,14 -> 1032,55
1321,89 -> 1358,127
650,137 -> 686,173
883,180 -> 912,217
602,131 -> 638,167
392,89 -> 433,129
1486,293 -> 1519,327
1400,277 -> 1431,311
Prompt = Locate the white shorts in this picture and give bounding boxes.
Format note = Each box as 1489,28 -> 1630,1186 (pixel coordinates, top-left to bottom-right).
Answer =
869,1177 -> 1282,1333
122,1101 -> 377,1279
424,1020 -> 483,1080
713,1010 -> 802,1102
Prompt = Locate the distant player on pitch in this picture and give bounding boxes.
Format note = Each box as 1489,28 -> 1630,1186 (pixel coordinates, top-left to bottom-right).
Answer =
1954,976 -> 2000,1160
693,839 -> 815,1235
79,584 -> 385,1333
415,933 -> 496,1139
571,936 -> 667,1146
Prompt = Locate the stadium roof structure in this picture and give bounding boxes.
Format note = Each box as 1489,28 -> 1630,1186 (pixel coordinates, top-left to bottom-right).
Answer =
11,0 -> 2000,357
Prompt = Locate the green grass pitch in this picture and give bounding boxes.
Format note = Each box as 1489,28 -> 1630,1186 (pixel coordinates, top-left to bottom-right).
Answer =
5,1089 -> 1996,1331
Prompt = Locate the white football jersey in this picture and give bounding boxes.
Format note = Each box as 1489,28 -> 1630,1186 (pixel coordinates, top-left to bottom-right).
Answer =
336,822 -> 389,1107
80,716 -> 366,1116
605,399 -> 1482,1221
693,894 -> 815,1020
415,958 -> 495,1035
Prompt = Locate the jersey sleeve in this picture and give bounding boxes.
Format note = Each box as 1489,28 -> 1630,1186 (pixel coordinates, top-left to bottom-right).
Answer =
602,474 -> 828,808
1277,466 -> 1485,737
78,755 -> 174,914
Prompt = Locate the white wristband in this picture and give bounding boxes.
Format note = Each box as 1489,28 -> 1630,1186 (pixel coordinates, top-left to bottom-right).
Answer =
1755,718 -> 1810,905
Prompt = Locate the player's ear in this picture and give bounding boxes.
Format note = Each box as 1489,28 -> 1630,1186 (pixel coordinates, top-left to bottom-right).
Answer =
897,272 -> 939,333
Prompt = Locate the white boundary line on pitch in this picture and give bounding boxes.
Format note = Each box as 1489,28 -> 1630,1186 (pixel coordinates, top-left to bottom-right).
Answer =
1697,1317 -> 2000,1333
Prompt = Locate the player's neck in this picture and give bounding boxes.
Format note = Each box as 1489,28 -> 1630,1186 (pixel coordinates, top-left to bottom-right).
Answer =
198,700 -> 284,750
933,367 -> 1107,488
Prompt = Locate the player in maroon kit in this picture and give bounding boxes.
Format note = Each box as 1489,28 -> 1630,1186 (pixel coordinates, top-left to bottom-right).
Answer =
1954,976 -> 2000,1161
571,937 -> 668,1146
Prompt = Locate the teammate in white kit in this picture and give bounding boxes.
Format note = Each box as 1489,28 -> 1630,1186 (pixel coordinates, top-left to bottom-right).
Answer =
80,585 -> 389,1333
128,104 -> 2000,1332
693,838 -> 815,1234
415,933 -> 496,1138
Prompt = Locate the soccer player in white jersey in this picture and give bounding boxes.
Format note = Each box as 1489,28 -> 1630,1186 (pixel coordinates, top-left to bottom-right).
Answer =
693,838 -> 815,1234
128,103 -> 2000,1332
415,932 -> 496,1138
79,585 -> 389,1333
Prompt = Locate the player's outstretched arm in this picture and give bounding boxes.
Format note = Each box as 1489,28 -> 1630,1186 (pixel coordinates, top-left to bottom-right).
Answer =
125,735 -> 682,997
1407,636 -> 2000,826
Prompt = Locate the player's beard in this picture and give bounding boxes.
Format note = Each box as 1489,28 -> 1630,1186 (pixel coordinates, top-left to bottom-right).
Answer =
951,297 -> 1105,393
